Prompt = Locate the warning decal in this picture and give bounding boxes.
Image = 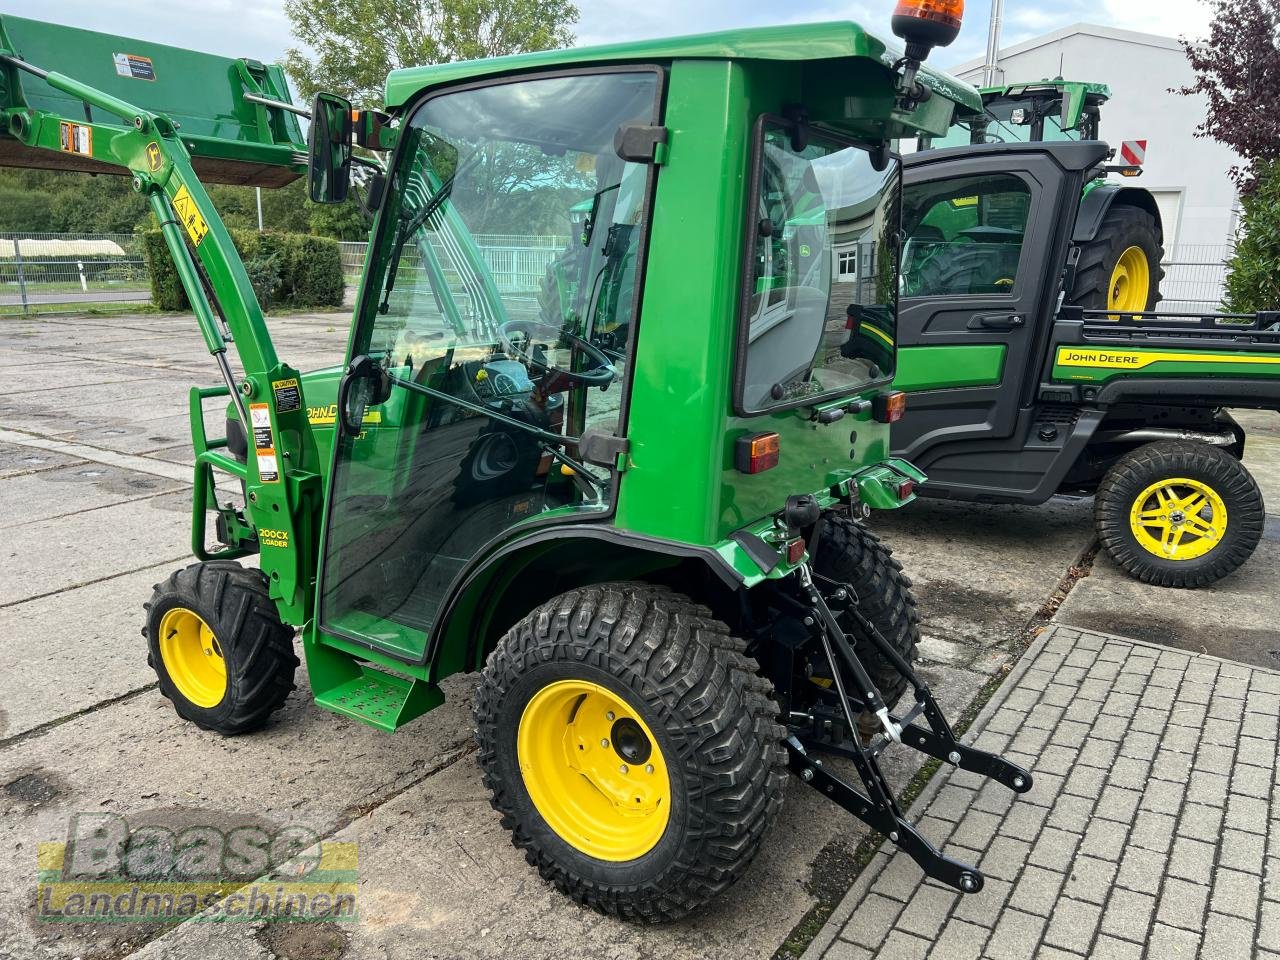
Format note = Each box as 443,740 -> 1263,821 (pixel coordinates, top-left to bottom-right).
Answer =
249,403 -> 280,483
272,378 -> 302,414
58,122 -> 92,157
171,185 -> 209,247
113,53 -> 156,81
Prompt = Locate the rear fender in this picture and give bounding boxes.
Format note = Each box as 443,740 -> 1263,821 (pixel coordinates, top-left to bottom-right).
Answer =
1073,184 -> 1163,244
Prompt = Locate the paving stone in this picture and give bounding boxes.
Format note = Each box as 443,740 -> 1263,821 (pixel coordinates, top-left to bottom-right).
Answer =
1062,855 -> 1117,906
928,785 -> 978,823
1185,771 -> 1229,807
873,930 -> 930,960
983,908 -> 1046,960
1138,778 -> 1186,815
870,854 -> 924,904
1200,911 -> 1255,960
824,940 -> 873,960
1094,785 -> 1141,824
1177,801 -> 1226,843
1209,867 -> 1261,920
1034,744 -> 1079,777
841,893 -> 903,949
1155,877 -> 1208,931
952,876 -> 1011,926
1079,818 -> 1129,861
1006,864 -> 1067,918
1042,896 -> 1101,951
1089,935 -> 1142,960
1147,922 -> 1201,959
1219,828 -> 1265,875
1236,735 -> 1276,769
1147,749 -> 1192,783
980,837 -> 1033,883
1128,809 -> 1176,854
1118,729 -> 1160,761
1191,746 -> 1233,776
925,919 -> 988,960
1061,765 -> 1106,800
949,809 -> 1004,852
894,882 -> 957,940
1167,836 -> 1216,886
1099,888 -> 1155,943
1116,845 -> 1167,894
1225,793 -> 1269,835
1077,738 -> 1121,769
1028,827 -> 1082,873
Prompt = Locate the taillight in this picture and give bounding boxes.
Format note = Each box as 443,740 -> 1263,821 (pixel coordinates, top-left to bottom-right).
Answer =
896,477 -> 916,500
874,391 -> 907,423
735,432 -> 780,474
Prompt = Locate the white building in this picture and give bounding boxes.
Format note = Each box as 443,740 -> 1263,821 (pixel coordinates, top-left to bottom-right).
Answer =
948,23 -> 1242,284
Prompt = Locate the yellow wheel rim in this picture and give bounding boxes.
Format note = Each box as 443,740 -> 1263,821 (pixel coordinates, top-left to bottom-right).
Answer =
1108,245 -> 1151,315
517,679 -> 671,862
157,608 -> 227,708
1129,477 -> 1227,561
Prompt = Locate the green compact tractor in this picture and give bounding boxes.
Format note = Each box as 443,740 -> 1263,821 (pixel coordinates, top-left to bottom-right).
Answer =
1,7 -> 1034,920
922,79 -> 1165,315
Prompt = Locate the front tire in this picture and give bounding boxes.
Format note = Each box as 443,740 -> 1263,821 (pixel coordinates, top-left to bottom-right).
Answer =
143,561 -> 298,734
1095,441 -> 1265,588
474,583 -> 787,922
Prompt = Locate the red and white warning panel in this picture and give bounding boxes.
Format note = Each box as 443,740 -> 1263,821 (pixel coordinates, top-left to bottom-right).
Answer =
1119,140 -> 1147,166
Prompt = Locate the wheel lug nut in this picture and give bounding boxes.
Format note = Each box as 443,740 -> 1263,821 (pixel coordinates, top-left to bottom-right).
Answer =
600,739 -> 609,749
606,711 -> 615,721
645,764 -> 654,774
619,764 -> 629,774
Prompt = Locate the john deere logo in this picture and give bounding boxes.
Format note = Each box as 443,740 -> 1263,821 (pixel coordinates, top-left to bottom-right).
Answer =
145,142 -> 163,173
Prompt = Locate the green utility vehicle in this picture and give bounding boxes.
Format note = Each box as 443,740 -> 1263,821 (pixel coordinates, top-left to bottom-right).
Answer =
889,138 -> 1276,587
922,79 -> 1165,315
1,8 -> 1034,920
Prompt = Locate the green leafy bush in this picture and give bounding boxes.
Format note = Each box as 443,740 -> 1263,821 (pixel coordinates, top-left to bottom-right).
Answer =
141,228 -> 345,311
1225,161 -> 1280,313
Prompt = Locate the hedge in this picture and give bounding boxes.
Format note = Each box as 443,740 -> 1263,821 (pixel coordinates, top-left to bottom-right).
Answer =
141,228 -> 344,311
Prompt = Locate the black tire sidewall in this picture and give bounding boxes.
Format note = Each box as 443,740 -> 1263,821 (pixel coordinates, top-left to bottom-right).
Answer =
488,658 -> 692,888
1097,443 -> 1264,585
146,591 -> 243,730
1069,206 -> 1164,311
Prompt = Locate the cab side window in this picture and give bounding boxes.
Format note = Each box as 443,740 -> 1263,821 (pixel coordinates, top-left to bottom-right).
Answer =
901,174 -> 1030,298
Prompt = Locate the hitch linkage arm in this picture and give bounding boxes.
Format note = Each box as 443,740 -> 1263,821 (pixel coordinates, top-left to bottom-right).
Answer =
786,562 -> 1032,895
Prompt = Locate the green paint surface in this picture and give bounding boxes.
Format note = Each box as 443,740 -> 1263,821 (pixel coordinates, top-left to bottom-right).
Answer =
892,344 -> 1007,392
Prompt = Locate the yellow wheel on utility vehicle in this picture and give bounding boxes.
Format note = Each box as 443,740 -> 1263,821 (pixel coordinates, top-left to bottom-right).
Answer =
1128,477 -> 1227,562
518,679 -> 670,861
157,607 -> 227,708
1108,245 -> 1151,313
1095,440 -> 1265,588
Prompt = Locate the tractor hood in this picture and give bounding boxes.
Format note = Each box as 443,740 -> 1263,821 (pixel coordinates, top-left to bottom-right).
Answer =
384,21 -> 981,141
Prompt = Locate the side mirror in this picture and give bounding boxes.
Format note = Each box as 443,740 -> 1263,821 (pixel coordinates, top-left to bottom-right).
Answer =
309,92 -> 353,204
337,354 -> 391,436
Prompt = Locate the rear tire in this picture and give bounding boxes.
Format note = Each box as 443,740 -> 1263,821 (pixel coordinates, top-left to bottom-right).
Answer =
1095,441 -> 1264,588
812,513 -> 921,709
474,583 -> 787,921
1068,205 -> 1164,313
143,561 -> 298,735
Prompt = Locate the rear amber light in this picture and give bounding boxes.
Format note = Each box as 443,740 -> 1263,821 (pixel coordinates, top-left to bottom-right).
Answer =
892,0 -> 964,30
787,538 -> 807,564
735,432 -> 780,474
874,391 -> 907,424
896,478 -> 916,500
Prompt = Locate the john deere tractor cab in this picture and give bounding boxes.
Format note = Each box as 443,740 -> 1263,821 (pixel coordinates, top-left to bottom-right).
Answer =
2,5 -> 1040,920
918,78 -> 1165,316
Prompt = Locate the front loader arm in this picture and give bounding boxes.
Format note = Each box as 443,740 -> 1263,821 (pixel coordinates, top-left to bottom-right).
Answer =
0,46 -> 323,624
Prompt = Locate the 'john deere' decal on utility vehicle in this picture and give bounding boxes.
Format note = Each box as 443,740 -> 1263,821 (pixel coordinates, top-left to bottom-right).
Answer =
1054,346 -> 1280,381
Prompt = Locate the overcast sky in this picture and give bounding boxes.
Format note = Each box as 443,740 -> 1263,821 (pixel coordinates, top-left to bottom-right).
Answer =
3,0 -> 1216,74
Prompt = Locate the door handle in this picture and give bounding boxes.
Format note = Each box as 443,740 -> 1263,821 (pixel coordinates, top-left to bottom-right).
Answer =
967,313 -> 1026,331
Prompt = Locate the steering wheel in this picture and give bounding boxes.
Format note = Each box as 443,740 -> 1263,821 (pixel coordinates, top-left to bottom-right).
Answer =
498,319 -> 618,388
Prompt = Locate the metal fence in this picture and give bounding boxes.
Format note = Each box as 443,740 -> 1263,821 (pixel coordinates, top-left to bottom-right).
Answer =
337,235 -> 567,294
1160,244 -> 1233,313
0,232 -> 151,315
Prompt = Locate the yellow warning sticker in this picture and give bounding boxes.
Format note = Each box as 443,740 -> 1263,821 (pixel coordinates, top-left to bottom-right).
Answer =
58,122 -> 92,157
171,184 -> 209,247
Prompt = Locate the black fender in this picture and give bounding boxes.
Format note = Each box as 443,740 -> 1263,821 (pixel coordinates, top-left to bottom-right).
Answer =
1072,183 -> 1163,244
424,525 -> 755,677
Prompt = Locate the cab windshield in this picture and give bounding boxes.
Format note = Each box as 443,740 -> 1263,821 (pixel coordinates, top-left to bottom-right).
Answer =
319,69 -> 659,646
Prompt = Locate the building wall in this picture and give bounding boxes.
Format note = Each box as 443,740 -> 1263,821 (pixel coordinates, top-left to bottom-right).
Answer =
948,23 -> 1241,258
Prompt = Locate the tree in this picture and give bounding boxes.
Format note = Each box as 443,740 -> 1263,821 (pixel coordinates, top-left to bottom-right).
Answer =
1179,0 -> 1280,187
1224,161 -> 1280,311
283,0 -> 579,106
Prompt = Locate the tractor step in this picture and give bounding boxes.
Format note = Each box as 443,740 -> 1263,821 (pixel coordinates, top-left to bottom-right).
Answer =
313,667 -> 444,733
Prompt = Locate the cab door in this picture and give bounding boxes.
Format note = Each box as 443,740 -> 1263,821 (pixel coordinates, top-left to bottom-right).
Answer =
891,145 -> 1092,500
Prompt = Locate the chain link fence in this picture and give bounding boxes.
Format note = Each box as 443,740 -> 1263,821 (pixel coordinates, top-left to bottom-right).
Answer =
0,232 -> 151,315
1160,244 -> 1233,313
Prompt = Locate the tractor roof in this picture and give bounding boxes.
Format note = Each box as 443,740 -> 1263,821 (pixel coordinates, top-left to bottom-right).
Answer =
978,79 -> 1110,100
384,21 -> 981,123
